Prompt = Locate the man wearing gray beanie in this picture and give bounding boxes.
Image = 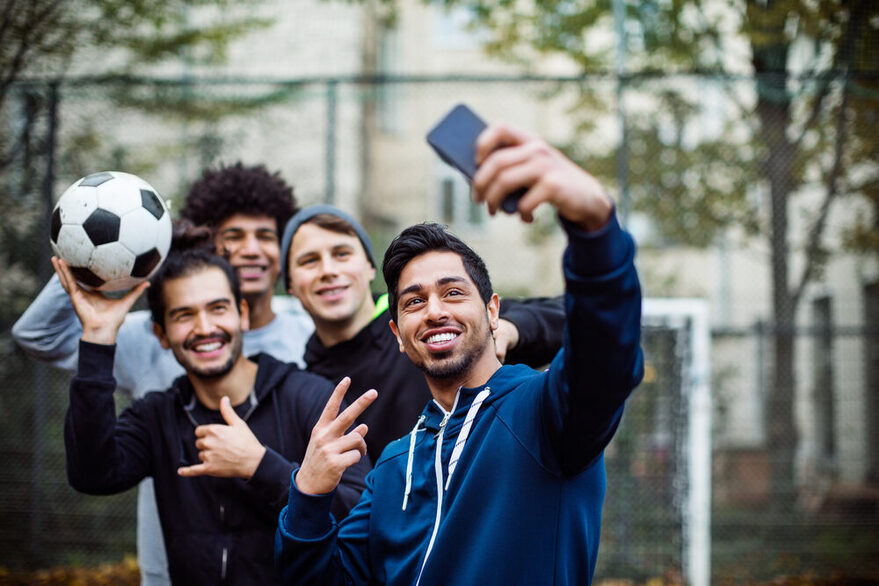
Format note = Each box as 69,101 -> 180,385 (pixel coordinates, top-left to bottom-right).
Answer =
280,204 -> 565,462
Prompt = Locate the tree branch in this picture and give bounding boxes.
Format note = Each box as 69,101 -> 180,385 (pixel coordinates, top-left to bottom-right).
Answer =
0,0 -> 67,108
0,0 -> 23,48
791,1 -> 865,307
789,71 -> 835,154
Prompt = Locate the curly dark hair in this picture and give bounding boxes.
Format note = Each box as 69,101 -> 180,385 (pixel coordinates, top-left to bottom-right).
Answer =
180,162 -> 297,235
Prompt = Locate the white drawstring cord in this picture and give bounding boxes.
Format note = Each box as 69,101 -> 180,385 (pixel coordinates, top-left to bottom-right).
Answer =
402,415 -> 426,511
445,388 -> 490,490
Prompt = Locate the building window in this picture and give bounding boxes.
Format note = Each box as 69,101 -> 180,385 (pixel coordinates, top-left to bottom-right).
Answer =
431,6 -> 483,50
437,170 -> 483,229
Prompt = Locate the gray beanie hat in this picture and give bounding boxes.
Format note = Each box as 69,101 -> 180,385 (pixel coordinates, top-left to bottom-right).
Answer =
280,204 -> 377,291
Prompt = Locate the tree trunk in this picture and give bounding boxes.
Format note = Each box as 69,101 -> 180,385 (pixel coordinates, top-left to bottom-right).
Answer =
751,20 -> 799,511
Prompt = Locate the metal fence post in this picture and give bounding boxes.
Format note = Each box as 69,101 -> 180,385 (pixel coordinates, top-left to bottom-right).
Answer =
325,79 -> 337,205
29,80 -> 59,565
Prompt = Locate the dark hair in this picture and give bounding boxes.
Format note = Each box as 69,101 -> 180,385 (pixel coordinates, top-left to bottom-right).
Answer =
382,222 -> 492,321
148,222 -> 242,327
180,162 -> 297,236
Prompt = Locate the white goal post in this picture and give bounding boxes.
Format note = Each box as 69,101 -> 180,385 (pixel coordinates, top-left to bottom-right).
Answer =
642,298 -> 712,586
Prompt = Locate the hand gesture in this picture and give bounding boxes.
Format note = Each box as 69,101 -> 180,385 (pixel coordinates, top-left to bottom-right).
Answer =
178,396 -> 267,480
295,377 -> 377,496
52,256 -> 149,345
493,318 -> 520,364
472,124 -> 613,231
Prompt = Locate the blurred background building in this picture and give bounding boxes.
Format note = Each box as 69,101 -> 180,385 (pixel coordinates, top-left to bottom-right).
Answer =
1,0 -> 877,583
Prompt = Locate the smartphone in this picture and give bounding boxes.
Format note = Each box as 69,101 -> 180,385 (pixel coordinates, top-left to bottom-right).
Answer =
426,104 -> 524,214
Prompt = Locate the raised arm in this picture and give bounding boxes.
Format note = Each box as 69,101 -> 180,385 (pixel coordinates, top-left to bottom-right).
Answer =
275,377 -> 377,585
66,341 -> 155,494
473,124 -> 644,474
551,217 -> 642,473
55,257 -> 157,493
12,272 -> 173,399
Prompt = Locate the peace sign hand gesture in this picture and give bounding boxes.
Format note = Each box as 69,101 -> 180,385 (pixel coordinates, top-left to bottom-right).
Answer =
295,377 -> 377,496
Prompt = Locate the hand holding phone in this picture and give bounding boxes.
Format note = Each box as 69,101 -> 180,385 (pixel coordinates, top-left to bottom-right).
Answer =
426,104 -> 525,214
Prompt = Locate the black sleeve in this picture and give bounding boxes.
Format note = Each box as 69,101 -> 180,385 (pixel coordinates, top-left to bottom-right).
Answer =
498,296 -> 565,368
65,341 -> 153,494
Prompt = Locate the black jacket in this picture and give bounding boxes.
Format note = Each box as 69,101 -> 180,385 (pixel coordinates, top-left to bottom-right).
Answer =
65,342 -> 369,585
304,296 -> 564,463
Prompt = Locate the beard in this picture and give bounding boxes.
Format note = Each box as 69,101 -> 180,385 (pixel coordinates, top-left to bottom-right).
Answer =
420,348 -> 479,380
175,330 -> 242,380
410,316 -> 494,381
190,352 -> 238,379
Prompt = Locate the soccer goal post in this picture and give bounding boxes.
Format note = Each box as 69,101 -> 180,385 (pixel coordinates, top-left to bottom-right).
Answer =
597,297 -> 711,586
643,298 -> 711,586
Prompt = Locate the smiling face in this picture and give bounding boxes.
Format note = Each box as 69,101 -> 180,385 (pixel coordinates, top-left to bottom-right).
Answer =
389,251 -> 500,386
213,213 -> 280,301
153,266 -> 249,380
287,222 -> 376,331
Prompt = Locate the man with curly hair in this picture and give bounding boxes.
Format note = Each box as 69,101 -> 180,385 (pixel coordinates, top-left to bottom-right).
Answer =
180,162 -> 303,334
13,163 -> 314,586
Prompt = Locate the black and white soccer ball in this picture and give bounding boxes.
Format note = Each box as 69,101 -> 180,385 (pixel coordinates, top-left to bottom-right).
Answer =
50,171 -> 173,292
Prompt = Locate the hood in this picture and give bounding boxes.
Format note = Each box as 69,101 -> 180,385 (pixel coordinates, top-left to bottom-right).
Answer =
398,362 -> 538,514
171,353 -> 299,426
419,362 -> 533,434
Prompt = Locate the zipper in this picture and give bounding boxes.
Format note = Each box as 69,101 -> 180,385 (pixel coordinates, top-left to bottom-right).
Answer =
219,504 -> 227,581
436,410 -> 451,435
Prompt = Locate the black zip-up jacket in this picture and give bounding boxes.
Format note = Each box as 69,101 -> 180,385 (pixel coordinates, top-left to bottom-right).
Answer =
65,341 -> 369,585
304,296 -> 564,463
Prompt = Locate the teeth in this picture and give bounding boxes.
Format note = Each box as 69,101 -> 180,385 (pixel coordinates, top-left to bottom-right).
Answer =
426,332 -> 457,344
194,342 -> 222,352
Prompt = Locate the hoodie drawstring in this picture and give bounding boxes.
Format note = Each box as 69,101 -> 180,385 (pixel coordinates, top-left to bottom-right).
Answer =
445,388 -> 490,490
413,388 -> 491,586
402,415 -> 426,511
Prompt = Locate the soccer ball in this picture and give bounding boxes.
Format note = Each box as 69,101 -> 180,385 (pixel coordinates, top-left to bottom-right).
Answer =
50,171 -> 173,292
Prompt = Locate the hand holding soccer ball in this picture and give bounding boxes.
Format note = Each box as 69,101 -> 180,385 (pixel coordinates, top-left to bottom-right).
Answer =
50,171 -> 172,292
52,256 -> 150,345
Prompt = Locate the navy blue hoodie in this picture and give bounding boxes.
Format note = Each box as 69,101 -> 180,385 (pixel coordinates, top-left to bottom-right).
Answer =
275,214 -> 643,585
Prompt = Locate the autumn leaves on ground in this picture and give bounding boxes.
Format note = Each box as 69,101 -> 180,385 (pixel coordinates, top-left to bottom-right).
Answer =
1,560 -> 878,586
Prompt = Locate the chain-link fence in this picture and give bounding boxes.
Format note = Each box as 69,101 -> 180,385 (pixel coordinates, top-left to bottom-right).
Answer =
1,73 -> 877,582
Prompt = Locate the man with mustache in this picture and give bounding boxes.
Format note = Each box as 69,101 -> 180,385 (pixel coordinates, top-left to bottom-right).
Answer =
12,163 -> 312,585
56,244 -> 369,585
276,123 -> 644,585
14,163 -> 558,583
280,204 -> 565,464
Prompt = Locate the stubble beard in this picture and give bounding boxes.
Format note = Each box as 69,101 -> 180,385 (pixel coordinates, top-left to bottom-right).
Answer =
414,319 -> 493,381
178,331 -> 243,380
